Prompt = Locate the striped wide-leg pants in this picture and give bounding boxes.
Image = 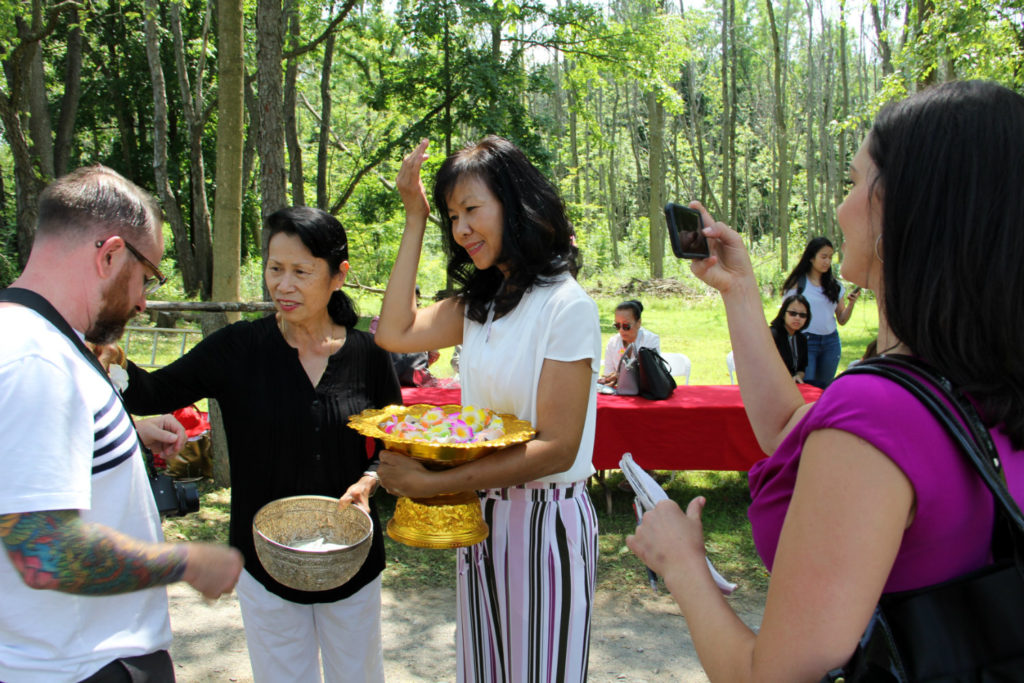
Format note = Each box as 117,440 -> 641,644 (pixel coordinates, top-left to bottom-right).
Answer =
456,481 -> 598,683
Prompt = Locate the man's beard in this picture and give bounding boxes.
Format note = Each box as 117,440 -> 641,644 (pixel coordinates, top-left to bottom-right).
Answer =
85,266 -> 137,345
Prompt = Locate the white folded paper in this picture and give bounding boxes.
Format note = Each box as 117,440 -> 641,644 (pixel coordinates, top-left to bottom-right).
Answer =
620,453 -> 737,595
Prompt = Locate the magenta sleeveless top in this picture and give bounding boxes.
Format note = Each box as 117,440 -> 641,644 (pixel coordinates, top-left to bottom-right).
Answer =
748,372 -> 1024,593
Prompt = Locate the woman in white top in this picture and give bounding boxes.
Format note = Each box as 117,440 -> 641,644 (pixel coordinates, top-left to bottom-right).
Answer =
375,136 -> 601,683
782,237 -> 861,388
598,299 -> 662,387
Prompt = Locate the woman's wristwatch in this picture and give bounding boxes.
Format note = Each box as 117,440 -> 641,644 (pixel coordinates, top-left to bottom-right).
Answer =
362,470 -> 380,495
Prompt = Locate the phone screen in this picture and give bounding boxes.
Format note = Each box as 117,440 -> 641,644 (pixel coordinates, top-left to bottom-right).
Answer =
664,203 -> 709,259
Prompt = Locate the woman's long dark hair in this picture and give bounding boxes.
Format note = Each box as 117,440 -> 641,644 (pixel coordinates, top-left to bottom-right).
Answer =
432,136 -> 580,323
770,294 -> 812,332
869,80 -> 1024,448
782,237 -> 841,303
265,206 -> 358,328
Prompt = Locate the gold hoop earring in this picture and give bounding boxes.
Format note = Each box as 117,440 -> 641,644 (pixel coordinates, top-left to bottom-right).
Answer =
874,234 -> 884,264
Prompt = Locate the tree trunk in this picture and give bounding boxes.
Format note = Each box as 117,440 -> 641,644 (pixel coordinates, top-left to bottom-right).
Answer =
317,28 -> 336,210
209,0 -> 245,487
870,0 -> 893,76
256,0 -> 287,259
766,0 -> 792,272
719,0 -> 730,223
0,92 -> 44,266
54,10 -> 84,179
284,0 -> 304,206
646,90 -> 665,279
23,8 -> 54,181
105,40 -> 138,179
170,2 -> 214,299
143,0 -> 198,293
606,84 -> 621,267
838,0 -> 851,214
804,0 -> 817,236
728,0 -> 738,228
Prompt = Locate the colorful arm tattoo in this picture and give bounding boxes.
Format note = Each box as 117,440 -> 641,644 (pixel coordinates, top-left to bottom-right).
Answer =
0,510 -> 187,595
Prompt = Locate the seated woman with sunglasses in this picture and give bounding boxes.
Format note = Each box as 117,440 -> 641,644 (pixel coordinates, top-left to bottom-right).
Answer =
769,294 -> 811,383
598,299 -> 661,387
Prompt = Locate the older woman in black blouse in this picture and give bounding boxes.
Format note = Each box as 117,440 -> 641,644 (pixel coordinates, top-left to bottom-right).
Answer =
123,207 -> 401,682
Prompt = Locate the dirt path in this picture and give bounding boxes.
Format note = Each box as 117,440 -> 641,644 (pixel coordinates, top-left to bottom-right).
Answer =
168,582 -> 764,682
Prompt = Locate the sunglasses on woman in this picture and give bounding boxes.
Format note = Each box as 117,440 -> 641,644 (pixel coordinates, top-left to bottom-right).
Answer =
613,322 -> 633,331
786,310 -> 808,319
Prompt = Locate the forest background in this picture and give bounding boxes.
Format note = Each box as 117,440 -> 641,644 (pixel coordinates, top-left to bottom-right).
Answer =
2,0 -> 1023,299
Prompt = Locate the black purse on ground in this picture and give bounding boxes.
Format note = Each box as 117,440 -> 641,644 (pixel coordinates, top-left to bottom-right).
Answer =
820,355 -> 1024,683
636,347 -> 677,401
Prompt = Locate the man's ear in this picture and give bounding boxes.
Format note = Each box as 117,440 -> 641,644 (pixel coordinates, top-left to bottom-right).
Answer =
94,236 -> 125,279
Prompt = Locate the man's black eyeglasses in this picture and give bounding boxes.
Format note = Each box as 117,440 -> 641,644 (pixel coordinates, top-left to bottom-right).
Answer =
786,310 -> 808,319
613,322 -> 633,331
96,238 -> 167,295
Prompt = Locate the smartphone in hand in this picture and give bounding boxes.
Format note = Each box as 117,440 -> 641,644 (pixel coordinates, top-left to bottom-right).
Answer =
664,202 -> 709,259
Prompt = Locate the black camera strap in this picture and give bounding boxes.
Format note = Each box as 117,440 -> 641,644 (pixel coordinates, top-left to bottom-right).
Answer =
0,287 -> 157,475
1,287 -> 119,388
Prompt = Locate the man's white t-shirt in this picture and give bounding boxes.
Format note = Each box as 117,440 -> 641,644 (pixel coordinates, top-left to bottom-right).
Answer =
0,306 -> 172,682
460,275 -> 601,485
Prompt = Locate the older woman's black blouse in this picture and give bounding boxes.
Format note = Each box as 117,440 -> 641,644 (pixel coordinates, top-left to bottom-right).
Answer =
124,315 -> 402,604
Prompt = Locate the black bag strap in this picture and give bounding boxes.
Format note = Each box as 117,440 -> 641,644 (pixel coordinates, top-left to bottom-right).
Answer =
0,287 -> 117,390
638,346 -> 672,371
843,355 -> 1024,544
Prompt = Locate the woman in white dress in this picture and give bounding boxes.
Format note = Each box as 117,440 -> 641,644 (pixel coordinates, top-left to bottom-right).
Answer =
375,136 -> 601,683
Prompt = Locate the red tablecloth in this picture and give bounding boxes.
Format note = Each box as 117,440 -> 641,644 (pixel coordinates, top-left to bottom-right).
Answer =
400,383 -> 822,472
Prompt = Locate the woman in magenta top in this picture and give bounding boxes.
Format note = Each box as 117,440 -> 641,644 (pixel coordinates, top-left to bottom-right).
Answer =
626,80 -> 1024,681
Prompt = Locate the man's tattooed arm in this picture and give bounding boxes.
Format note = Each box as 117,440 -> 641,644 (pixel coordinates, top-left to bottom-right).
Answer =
0,510 -> 187,595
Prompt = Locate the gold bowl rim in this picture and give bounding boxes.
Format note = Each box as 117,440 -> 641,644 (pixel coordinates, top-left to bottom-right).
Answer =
347,403 -> 535,453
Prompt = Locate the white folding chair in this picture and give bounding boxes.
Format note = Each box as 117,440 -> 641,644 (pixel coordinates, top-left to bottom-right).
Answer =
661,352 -> 691,385
726,351 -> 736,384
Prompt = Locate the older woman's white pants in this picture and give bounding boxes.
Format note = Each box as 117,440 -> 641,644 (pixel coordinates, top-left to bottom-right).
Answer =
236,570 -> 384,683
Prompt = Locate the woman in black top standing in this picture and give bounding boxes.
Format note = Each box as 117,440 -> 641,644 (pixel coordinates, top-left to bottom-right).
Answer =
769,294 -> 811,382
123,207 -> 401,683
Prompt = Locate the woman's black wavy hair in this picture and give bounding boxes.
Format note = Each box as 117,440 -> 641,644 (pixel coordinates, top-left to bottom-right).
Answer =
770,294 -> 812,332
869,80 -> 1024,448
265,206 -> 358,328
432,136 -> 580,323
782,236 -> 841,303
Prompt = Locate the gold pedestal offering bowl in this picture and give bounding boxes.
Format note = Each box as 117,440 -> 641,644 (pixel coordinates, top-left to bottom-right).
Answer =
348,404 -> 535,549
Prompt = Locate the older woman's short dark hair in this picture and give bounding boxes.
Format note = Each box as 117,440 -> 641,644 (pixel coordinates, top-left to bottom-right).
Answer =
615,300 -> 644,321
265,206 -> 358,328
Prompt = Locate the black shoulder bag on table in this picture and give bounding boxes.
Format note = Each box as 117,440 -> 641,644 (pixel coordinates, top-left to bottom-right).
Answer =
820,355 -> 1024,683
636,347 -> 677,401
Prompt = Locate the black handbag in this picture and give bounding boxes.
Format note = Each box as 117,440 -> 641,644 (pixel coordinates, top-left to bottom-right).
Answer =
820,355 -> 1024,683
636,347 -> 677,400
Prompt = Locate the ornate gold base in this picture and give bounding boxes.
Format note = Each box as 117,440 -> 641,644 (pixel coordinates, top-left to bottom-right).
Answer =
386,492 -> 489,549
